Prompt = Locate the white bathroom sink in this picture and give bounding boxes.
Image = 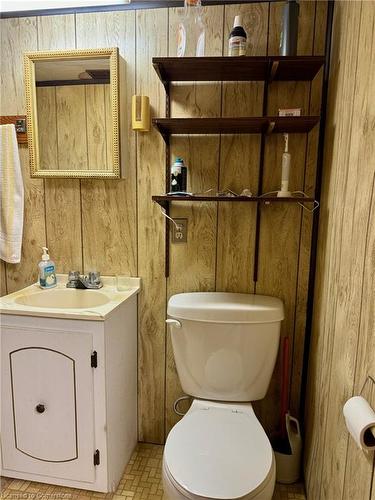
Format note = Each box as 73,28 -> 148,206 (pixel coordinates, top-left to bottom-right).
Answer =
15,289 -> 110,309
0,274 -> 141,321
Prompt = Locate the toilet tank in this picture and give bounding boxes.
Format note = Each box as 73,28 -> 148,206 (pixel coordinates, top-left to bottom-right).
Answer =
167,293 -> 284,402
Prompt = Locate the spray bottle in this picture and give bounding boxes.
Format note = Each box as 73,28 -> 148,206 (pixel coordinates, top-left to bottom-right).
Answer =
277,134 -> 292,198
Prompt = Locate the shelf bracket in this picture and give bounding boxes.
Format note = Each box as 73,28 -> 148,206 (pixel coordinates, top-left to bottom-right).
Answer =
153,62 -> 169,92
155,199 -> 168,210
267,121 -> 275,134
162,131 -> 169,144
269,61 -> 279,83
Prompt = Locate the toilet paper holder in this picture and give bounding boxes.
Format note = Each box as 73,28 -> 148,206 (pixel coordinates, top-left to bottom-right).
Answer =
361,375 -> 375,440
344,375 -> 375,450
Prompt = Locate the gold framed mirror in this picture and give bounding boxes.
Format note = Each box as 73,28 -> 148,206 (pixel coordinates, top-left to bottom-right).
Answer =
24,48 -> 120,179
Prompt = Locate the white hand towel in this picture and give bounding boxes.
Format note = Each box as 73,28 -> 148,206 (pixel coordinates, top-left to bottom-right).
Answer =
0,124 -> 24,263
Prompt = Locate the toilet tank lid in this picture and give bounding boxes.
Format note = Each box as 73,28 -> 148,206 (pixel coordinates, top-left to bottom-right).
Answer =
168,292 -> 284,323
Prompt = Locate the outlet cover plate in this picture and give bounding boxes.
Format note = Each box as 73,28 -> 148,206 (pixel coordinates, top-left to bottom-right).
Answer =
171,218 -> 188,243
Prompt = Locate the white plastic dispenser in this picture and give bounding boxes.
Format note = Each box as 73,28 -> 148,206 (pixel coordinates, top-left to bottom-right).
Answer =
277,134 -> 292,198
38,247 -> 57,289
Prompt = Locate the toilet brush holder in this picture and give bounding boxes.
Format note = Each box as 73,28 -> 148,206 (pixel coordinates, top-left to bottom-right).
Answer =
274,413 -> 302,484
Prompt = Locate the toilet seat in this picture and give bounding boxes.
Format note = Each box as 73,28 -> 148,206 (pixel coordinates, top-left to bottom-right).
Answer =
163,457 -> 275,500
164,400 -> 275,499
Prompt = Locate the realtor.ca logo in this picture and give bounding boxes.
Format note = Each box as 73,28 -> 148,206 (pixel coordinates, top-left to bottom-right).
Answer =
6,495 -> 72,500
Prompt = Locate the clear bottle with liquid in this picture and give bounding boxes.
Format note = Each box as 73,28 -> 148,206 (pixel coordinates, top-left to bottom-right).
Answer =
177,0 -> 205,57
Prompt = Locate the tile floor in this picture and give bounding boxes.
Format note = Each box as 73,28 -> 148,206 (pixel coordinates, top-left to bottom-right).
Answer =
1,443 -> 306,500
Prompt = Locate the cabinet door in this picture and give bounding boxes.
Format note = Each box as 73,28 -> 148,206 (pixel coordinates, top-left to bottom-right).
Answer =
1,326 -> 96,483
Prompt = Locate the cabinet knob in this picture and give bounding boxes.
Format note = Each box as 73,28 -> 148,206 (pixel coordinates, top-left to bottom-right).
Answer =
35,403 -> 45,414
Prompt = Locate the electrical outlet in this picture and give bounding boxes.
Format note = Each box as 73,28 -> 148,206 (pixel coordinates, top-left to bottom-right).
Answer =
172,218 -> 188,243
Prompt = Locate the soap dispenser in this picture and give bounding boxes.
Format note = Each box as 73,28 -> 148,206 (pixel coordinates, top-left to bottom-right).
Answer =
38,247 -> 57,289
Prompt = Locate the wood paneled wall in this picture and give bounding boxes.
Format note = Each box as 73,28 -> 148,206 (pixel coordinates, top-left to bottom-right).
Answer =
304,1 -> 375,499
0,2 -> 326,444
36,84 -> 112,171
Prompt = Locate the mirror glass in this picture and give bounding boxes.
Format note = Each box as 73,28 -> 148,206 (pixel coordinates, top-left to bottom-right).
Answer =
25,49 -> 120,178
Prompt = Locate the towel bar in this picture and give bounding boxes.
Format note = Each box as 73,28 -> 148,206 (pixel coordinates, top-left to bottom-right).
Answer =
0,115 -> 27,144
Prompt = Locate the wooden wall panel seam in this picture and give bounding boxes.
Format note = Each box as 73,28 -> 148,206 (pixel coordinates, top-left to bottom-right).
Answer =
165,3 -> 224,435
265,2 -> 270,55
79,181 -> 84,272
1,261 -> 8,296
136,7 -> 168,443
163,4 -> 171,445
37,14 -> 83,274
310,0 -> 318,57
133,8 -> 139,274
43,178 -> 48,247
305,3 -> 354,492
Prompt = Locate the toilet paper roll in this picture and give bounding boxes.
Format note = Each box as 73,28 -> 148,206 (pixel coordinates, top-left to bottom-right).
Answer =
343,396 -> 375,450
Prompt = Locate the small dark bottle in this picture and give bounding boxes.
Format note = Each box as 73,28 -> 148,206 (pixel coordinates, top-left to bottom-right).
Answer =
228,15 -> 247,56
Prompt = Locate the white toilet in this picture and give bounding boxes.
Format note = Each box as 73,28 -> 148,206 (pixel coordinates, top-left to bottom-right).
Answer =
163,292 -> 284,500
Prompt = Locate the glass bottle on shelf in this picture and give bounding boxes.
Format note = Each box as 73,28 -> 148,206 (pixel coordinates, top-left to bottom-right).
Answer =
177,0 -> 205,57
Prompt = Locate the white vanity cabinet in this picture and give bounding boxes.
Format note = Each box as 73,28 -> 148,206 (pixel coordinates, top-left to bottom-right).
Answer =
0,286 -> 138,493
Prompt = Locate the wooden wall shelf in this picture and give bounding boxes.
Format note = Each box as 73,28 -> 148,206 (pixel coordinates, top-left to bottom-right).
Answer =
153,56 -> 325,86
153,194 -> 315,210
153,116 -> 320,141
151,55 -> 322,277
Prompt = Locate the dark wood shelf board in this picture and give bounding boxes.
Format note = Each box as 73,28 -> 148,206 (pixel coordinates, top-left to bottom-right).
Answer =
152,194 -> 314,209
152,56 -> 325,85
271,116 -> 320,133
152,116 -> 320,139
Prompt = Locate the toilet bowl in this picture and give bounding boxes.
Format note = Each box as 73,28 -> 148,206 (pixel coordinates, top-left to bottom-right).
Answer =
163,400 -> 276,500
164,292 -> 284,500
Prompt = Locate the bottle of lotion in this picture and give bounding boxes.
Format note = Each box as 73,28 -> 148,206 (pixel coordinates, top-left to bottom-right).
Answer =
38,247 -> 57,289
228,15 -> 247,56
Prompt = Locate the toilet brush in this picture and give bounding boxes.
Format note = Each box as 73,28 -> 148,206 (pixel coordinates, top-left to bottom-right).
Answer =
272,336 -> 291,450
274,336 -> 303,483
280,336 -> 290,440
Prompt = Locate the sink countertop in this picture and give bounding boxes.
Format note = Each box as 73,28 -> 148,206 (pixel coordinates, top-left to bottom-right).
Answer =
0,274 -> 141,321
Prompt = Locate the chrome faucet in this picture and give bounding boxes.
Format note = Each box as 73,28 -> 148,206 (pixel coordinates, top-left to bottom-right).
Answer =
66,271 -> 103,289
